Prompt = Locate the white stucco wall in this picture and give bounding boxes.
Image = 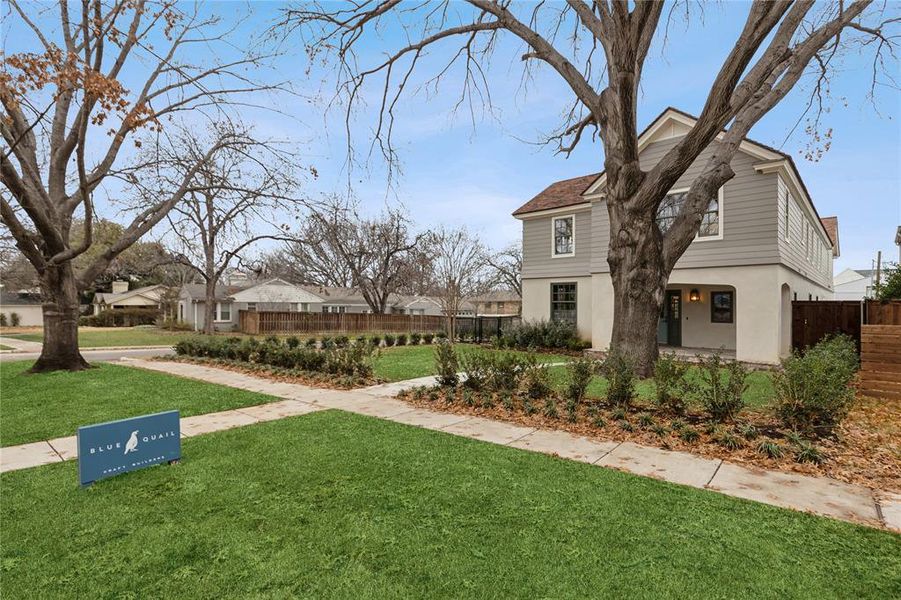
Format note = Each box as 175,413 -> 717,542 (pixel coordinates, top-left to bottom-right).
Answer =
663,284 -> 736,350
588,265 -> 833,364
521,276 -> 593,341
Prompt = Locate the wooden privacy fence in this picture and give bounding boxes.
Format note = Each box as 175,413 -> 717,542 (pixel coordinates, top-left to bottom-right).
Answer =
865,300 -> 901,325
859,325 -> 901,401
791,301 -> 861,352
239,310 -> 446,335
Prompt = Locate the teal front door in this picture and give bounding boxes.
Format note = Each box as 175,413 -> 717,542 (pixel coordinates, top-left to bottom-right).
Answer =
657,290 -> 682,346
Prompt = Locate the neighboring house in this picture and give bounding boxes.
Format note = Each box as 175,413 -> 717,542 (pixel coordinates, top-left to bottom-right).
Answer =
469,291 -> 522,316
177,278 -> 476,330
833,269 -> 877,301
0,290 -> 44,326
298,285 -> 469,316
514,107 -> 838,365
92,281 -> 166,315
178,278 -> 323,331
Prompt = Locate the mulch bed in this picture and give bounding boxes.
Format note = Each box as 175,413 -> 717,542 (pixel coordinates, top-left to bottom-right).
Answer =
159,356 -> 382,390
397,387 -> 901,493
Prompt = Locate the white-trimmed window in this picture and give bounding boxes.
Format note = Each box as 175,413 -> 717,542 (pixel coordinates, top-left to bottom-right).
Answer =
215,302 -> 231,322
322,305 -> 346,314
781,189 -> 790,241
550,283 -> 577,324
805,222 -> 812,261
247,302 -> 257,312
656,188 -> 723,240
552,215 -> 575,257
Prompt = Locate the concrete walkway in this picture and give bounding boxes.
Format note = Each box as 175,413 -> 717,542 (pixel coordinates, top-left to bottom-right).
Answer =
0,347 -> 175,362
0,336 -> 43,352
2,358 -> 898,533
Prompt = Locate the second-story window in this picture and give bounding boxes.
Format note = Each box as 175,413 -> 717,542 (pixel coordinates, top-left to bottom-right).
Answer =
552,215 -> 574,257
656,191 -> 720,238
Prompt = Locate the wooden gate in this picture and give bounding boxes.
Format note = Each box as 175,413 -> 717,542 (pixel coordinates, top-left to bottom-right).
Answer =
791,301 -> 861,352
859,325 -> 901,400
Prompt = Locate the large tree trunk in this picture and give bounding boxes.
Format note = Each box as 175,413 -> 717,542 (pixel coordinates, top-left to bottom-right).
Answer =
30,263 -> 90,373
203,279 -> 216,335
606,199 -> 669,378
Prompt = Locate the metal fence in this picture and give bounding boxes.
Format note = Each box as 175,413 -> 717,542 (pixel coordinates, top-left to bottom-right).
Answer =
454,315 -> 521,343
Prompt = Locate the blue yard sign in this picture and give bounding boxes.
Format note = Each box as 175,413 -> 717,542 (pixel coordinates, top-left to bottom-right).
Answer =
77,410 -> 181,486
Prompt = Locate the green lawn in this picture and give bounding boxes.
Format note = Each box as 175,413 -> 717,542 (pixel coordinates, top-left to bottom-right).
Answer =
548,365 -> 776,409
373,344 -> 572,382
6,327 -> 193,348
2,411 -> 897,598
0,344 -> 14,351
0,361 -> 277,446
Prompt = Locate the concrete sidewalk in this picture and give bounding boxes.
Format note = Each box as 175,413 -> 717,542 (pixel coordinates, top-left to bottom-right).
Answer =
0,336 -> 43,352
2,358 -> 898,533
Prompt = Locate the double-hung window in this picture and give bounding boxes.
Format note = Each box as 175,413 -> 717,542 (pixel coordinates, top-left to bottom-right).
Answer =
550,283 -> 577,325
781,189 -> 790,241
215,302 -> 231,322
552,216 -> 575,257
656,190 -> 721,239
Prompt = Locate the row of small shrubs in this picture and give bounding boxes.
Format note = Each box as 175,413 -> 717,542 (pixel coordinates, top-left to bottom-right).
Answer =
434,334 -> 859,441
301,331 -> 444,349
174,335 -> 376,378
494,319 -> 590,351
0,313 -> 21,327
652,334 -> 858,437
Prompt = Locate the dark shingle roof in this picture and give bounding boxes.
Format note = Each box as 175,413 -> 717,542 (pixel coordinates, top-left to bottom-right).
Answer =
511,173 -> 600,217
820,216 -> 839,256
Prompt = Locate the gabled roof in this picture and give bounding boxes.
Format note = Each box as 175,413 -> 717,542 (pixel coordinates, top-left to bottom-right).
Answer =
820,216 -> 839,257
511,107 -> 835,250
512,173 -> 600,217
299,285 -> 371,305
93,284 -> 165,305
469,290 -> 522,302
230,278 -> 324,304
180,283 -> 250,301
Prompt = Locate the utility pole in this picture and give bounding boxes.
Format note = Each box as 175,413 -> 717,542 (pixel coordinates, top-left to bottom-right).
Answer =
875,251 -> 882,295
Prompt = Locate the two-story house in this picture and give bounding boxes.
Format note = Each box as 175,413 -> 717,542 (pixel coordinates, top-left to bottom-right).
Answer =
514,108 -> 838,365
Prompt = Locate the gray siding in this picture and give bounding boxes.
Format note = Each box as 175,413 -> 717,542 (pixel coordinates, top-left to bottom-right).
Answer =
776,176 -> 832,289
588,138 -> 781,273
521,208 -> 592,278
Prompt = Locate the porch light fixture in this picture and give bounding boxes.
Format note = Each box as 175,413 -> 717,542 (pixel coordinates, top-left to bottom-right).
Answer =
689,289 -> 701,302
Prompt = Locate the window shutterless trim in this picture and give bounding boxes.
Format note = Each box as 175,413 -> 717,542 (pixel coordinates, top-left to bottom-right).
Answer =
550,215 -> 576,258
710,290 -> 734,324
656,187 -> 724,242
549,281 -> 577,326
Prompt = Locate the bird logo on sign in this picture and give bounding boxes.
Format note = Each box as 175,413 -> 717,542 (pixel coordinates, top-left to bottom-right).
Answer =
124,431 -> 139,455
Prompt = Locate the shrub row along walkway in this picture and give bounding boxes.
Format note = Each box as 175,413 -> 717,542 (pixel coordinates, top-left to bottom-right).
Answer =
3,358 -> 898,533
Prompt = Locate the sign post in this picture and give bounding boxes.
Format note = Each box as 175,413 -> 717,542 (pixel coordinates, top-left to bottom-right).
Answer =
77,410 -> 181,486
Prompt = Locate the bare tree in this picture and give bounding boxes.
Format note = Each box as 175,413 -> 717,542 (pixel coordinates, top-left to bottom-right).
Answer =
426,226 -> 488,340
284,196 -> 422,313
1,0 -> 284,371
157,124 -> 303,334
486,242 -> 522,297
284,1 -> 897,374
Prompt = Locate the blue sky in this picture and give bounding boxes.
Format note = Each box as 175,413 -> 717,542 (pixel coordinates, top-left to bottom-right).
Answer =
6,1 -> 901,271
